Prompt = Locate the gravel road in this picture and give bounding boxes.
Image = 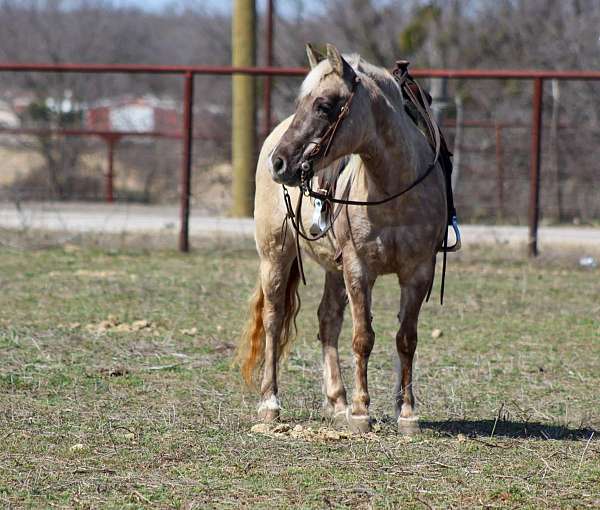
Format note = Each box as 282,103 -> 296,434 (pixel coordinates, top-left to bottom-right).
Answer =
1,202 -> 599,247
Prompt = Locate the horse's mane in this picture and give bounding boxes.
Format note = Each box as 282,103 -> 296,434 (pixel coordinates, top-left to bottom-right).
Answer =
353,57 -> 404,105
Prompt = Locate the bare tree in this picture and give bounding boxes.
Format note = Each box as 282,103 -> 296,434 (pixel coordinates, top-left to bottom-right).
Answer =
1,0 -> 598,218
0,0 -> 231,202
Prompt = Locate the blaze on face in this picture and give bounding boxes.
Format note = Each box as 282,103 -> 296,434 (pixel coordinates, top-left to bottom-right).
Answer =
268,44 -> 359,187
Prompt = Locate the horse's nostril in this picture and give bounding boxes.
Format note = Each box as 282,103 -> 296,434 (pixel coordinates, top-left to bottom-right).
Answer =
273,157 -> 286,173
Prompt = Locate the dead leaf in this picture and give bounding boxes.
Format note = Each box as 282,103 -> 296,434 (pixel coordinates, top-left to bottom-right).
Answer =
85,317 -> 155,334
131,320 -> 151,330
271,424 -> 291,434
63,244 -> 80,253
74,270 -> 120,278
99,366 -> 129,377
250,423 -> 271,434
213,342 -> 235,354
145,363 -> 185,371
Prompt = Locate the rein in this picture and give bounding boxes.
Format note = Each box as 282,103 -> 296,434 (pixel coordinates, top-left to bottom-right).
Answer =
281,61 -> 458,303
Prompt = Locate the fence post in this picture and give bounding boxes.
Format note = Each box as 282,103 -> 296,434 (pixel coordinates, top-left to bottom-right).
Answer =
495,123 -> 504,221
528,78 -> 543,257
105,135 -> 117,203
179,71 -> 194,253
451,94 -> 463,191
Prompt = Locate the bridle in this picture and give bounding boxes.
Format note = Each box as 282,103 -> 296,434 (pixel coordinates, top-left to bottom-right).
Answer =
299,73 -> 361,185
281,61 -> 458,303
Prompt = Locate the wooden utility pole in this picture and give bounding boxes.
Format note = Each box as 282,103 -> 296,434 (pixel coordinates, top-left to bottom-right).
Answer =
263,0 -> 274,140
231,0 -> 256,217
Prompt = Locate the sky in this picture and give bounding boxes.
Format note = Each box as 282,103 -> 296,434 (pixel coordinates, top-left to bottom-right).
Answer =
117,0 -> 323,16
118,0 -> 229,13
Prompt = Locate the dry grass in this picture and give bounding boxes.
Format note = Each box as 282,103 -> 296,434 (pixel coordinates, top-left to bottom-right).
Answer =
0,146 -> 44,185
0,236 -> 598,508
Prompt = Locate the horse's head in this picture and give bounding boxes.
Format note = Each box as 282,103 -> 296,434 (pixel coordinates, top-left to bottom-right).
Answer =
269,44 -> 371,187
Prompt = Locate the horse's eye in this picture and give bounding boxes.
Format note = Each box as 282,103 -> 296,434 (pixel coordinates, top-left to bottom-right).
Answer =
314,100 -> 333,117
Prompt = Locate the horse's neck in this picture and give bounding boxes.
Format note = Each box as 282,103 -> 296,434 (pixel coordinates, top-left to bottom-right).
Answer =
359,99 -> 431,195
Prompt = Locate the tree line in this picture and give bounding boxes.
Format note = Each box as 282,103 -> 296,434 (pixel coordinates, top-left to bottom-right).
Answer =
0,0 -> 598,221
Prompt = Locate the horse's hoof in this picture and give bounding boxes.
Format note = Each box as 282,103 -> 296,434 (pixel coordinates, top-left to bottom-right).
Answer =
257,395 -> 281,423
397,415 -> 420,435
347,407 -> 372,434
323,403 -> 349,429
258,408 -> 280,423
330,409 -> 349,429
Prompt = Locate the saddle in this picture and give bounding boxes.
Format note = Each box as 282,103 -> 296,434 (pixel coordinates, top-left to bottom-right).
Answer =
396,61 -> 457,238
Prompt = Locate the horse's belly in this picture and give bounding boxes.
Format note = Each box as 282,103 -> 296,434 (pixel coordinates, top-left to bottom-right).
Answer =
300,235 -> 342,273
296,204 -> 443,276
359,226 -> 440,276
299,227 -> 436,277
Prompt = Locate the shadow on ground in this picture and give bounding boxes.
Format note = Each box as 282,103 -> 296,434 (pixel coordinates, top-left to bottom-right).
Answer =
421,419 -> 598,440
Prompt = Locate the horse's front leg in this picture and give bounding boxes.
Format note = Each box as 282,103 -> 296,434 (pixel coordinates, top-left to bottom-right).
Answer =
342,255 -> 375,433
318,271 -> 348,424
395,267 -> 432,434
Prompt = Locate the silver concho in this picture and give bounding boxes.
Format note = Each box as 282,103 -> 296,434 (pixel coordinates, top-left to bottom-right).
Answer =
309,198 -> 329,236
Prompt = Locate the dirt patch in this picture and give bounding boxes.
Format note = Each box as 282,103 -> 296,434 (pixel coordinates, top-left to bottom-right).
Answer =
250,423 -> 383,442
48,269 -> 128,279
84,316 -> 156,334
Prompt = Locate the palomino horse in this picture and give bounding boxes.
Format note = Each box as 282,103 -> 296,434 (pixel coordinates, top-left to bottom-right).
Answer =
237,44 -> 449,433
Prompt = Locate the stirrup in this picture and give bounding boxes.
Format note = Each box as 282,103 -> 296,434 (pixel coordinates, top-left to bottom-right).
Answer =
441,215 -> 461,253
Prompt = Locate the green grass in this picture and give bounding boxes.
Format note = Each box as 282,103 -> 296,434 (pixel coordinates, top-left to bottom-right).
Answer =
0,237 -> 598,509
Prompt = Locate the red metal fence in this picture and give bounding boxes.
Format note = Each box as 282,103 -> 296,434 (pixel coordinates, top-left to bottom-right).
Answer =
0,127 -> 196,203
2,63 -> 600,255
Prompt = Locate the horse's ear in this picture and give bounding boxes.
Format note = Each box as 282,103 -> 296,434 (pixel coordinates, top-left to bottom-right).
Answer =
306,43 -> 325,69
326,43 -> 345,75
326,43 -> 357,84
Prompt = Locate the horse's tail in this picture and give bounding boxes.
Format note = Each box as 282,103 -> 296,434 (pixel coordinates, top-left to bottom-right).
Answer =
237,260 -> 301,387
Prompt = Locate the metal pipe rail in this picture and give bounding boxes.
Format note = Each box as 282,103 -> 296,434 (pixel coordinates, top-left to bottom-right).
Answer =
2,63 -> 600,80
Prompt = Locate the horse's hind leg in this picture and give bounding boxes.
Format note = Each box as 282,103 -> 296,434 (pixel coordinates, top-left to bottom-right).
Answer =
318,271 -> 348,424
394,266 -> 432,434
257,257 -> 297,422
